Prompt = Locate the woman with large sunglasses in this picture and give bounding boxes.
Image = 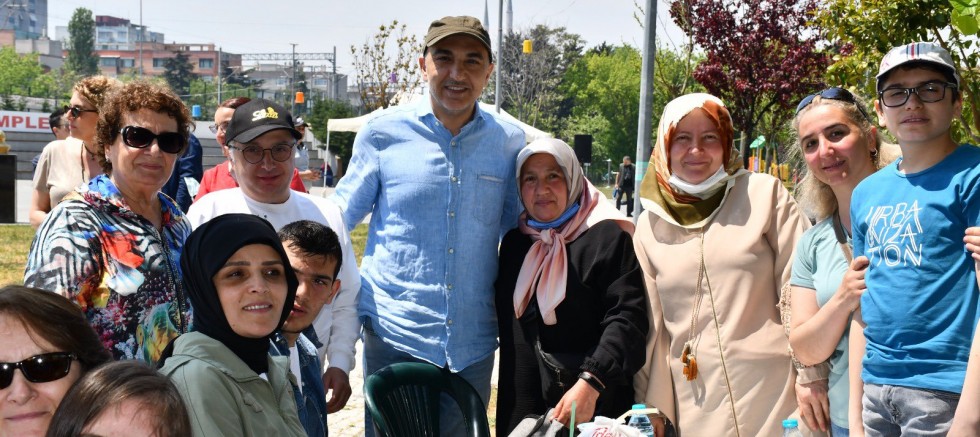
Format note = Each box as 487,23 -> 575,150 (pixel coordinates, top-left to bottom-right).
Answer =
158,213 -> 305,437
24,80 -> 194,366
29,76 -> 121,228
788,87 -> 898,437
0,285 -> 112,437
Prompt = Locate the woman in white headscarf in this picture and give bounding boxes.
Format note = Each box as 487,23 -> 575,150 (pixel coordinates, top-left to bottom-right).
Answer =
494,139 -> 648,434
633,93 -> 814,436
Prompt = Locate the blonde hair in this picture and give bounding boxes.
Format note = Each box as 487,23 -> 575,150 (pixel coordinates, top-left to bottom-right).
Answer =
792,93 -> 898,221
73,75 -> 122,111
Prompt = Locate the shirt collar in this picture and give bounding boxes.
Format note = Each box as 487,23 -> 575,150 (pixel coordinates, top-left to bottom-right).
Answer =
416,96 -> 487,131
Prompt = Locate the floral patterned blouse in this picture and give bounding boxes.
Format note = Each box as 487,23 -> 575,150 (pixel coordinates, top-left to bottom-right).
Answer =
25,174 -> 192,364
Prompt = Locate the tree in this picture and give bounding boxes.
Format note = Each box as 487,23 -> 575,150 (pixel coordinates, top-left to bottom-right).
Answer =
163,51 -> 195,96
673,0 -> 827,166
562,46 -> 643,162
489,25 -> 584,133
0,47 -> 45,97
350,20 -> 423,111
64,8 -> 99,76
817,0 -> 980,142
306,98 -> 357,162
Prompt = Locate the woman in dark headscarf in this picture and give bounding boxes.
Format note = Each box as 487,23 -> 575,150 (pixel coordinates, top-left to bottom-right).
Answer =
158,213 -> 305,437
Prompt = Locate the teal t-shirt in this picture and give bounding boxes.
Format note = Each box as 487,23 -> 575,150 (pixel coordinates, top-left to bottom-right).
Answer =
791,217 -> 850,428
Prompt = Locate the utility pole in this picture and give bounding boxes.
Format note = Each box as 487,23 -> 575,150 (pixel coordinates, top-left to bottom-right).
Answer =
138,0 -> 143,77
290,43 -> 298,113
633,0 -> 657,220
217,46 -> 222,104
495,0 -> 502,113
332,46 -> 338,101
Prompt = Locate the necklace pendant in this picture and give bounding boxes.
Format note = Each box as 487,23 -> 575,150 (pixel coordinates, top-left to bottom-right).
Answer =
684,355 -> 698,380
681,342 -> 698,380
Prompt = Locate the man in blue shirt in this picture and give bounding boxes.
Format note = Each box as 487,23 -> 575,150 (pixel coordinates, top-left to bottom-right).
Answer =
270,220 -> 343,437
331,15 -> 525,436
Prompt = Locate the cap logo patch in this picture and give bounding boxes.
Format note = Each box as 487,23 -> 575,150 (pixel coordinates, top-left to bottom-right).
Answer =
252,107 -> 279,121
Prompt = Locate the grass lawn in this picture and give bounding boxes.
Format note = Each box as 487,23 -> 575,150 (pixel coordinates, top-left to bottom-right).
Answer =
0,225 -> 33,286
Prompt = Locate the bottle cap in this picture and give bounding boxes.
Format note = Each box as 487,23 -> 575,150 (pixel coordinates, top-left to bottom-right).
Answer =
631,403 -> 647,410
782,419 -> 799,428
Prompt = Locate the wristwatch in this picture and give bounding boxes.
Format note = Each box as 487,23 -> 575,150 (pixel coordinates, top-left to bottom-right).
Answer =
578,371 -> 606,393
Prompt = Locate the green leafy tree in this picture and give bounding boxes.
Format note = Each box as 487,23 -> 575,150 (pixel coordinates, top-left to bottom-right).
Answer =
562,45 -> 642,162
818,0 -> 980,142
350,20 -> 423,111
64,8 -> 99,76
0,47 -> 45,96
163,51 -> 195,96
306,98 -> 357,162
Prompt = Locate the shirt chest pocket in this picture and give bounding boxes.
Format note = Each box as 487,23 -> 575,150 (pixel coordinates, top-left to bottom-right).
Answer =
471,173 -> 506,226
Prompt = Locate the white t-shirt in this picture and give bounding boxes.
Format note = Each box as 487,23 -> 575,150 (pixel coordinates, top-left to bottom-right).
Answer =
187,188 -> 361,374
288,344 -> 302,395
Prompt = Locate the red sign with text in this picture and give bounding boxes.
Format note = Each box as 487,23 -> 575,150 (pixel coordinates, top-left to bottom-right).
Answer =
0,111 -> 51,133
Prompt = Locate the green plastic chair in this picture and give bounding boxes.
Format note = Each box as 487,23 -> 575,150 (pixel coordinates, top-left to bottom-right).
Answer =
364,362 -> 491,437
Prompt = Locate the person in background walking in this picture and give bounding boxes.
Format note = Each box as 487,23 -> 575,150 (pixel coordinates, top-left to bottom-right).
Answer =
615,156 -> 635,217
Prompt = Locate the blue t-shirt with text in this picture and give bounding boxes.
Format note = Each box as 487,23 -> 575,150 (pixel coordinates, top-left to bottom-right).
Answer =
851,144 -> 980,393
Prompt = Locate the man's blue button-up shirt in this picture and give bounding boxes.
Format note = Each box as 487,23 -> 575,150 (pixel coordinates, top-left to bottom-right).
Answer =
332,98 -> 525,371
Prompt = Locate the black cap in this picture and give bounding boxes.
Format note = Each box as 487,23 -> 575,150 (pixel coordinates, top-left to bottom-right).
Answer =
225,99 -> 302,144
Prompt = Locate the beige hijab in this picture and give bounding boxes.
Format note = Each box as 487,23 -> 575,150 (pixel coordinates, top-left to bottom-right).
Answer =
513,138 -> 633,325
639,93 -> 748,228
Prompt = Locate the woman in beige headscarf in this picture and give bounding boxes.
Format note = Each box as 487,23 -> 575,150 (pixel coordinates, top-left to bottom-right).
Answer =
633,93 -> 813,436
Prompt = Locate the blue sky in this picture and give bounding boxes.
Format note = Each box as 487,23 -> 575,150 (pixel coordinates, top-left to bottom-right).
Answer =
48,0 -> 685,74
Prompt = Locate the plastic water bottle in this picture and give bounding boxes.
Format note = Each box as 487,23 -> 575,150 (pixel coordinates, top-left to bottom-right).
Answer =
626,403 -> 655,437
782,419 -> 804,437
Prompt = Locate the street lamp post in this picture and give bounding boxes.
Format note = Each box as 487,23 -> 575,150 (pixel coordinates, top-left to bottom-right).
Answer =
606,158 -> 612,187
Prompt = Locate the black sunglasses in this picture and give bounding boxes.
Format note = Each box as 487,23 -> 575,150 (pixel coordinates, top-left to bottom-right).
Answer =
64,104 -> 97,118
796,87 -> 871,122
120,126 -> 186,154
0,352 -> 76,389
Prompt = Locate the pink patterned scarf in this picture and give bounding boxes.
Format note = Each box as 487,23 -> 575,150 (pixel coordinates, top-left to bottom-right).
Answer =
513,139 -> 633,325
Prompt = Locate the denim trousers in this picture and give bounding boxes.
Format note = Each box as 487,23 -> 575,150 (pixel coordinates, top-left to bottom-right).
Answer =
862,383 -> 959,437
362,321 -> 494,437
831,422 -> 849,437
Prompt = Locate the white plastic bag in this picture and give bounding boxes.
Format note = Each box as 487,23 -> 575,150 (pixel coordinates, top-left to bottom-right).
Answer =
576,416 -> 642,437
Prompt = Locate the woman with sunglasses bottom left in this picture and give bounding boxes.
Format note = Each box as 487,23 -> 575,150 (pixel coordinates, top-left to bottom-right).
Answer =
0,285 -> 112,436
24,80 -> 194,366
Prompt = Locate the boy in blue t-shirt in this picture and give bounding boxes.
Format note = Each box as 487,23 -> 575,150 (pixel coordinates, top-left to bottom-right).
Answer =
849,42 -> 980,436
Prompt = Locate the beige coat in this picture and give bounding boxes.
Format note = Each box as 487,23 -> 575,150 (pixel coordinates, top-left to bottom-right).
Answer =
633,173 -> 816,436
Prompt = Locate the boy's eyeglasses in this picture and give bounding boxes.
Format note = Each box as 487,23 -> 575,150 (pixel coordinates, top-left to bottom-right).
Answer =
796,87 -> 871,121
228,142 -> 295,164
878,82 -> 957,107
0,352 -> 76,389
120,126 -> 186,154
64,104 -> 97,118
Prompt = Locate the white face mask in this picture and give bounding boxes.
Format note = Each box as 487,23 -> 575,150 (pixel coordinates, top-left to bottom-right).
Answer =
668,165 -> 729,197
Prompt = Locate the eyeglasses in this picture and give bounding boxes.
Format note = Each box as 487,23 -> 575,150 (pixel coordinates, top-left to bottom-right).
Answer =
120,126 -> 186,154
796,87 -> 871,121
228,142 -> 295,164
208,122 -> 227,134
64,104 -> 97,118
878,82 -> 957,107
0,352 -> 76,389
